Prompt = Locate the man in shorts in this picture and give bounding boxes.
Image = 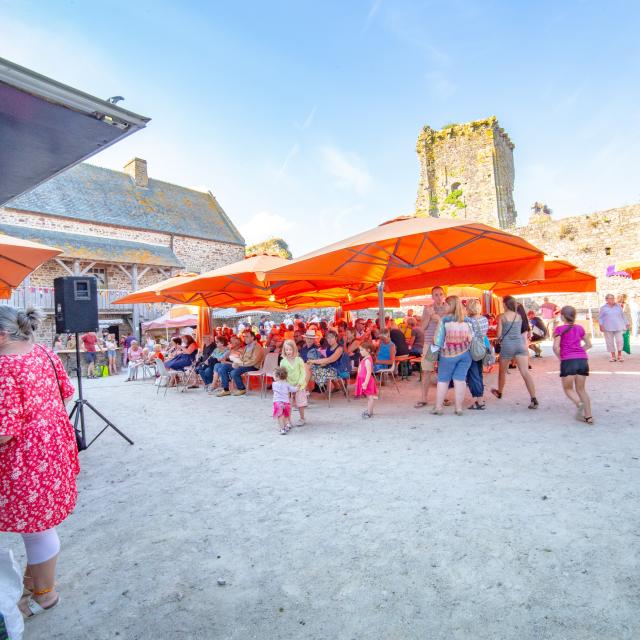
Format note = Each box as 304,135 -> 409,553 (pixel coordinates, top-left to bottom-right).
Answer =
81,331 -> 102,378
415,286 -> 449,407
540,297 -> 559,334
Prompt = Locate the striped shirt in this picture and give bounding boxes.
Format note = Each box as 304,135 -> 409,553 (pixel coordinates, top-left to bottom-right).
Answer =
423,304 -> 449,346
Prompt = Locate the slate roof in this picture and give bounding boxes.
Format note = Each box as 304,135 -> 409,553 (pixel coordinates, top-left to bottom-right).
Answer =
6,163 -> 245,246
0,223 -> 183,267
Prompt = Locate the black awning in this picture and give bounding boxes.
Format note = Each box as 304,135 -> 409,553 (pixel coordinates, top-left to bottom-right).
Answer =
0,57 -> 150,206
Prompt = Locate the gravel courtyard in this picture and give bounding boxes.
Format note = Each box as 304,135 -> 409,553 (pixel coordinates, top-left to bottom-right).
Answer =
6,343 -> 640,640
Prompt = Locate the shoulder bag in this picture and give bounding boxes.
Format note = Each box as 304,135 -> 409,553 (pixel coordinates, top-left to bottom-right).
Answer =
469,319 -> 487,361
494,317 -> 516,356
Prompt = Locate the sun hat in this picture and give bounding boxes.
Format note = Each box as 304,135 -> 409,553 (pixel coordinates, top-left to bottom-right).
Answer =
304,330 -> 317,340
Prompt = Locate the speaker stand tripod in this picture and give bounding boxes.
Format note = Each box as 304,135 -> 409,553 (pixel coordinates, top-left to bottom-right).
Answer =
68,333 -> 134,450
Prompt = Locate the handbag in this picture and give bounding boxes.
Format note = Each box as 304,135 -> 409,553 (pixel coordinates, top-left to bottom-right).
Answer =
483,344 -> 496,367
494,317 -> 516,356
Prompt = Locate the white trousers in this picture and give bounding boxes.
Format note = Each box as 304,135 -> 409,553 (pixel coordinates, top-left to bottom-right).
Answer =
21,528 -> 60,565
604,330 -> 623,353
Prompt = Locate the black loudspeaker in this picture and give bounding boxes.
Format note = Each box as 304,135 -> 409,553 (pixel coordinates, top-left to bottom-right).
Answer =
54,276 -> 99,333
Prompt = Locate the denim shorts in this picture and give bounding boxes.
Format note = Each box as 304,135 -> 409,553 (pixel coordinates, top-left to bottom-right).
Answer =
84,352 -> 97,364
437,350 -> 472,383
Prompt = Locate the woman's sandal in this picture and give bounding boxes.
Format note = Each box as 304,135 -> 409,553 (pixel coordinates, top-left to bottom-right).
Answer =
583,416 -> 594,425
491,389 -> 502,399
431,408 -> 443,415
468,402 -> 486,410
21,587 -> 60,619
414,401 -> 429,408
528,397 -> 539,410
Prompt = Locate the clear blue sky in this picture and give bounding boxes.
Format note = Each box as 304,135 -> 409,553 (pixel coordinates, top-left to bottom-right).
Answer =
3,1 -> 639,256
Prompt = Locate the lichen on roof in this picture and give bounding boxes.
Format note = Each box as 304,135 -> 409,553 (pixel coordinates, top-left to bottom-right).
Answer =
6,163 -> 245,245
0,223 -> 183,267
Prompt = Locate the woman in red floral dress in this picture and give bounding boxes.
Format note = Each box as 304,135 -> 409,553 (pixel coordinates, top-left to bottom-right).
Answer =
0,307 -> 79,619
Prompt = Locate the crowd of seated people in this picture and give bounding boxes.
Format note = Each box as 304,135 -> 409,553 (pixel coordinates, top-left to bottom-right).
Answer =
128,301 -> 546,413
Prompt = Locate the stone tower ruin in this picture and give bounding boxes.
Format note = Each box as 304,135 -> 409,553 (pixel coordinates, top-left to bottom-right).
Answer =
416,116 -> 517,229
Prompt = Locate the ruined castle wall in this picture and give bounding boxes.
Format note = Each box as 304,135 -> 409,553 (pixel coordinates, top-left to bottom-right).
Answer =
492,130 -> 517,228
515,204 -> 640,311
416,117 -> 516,229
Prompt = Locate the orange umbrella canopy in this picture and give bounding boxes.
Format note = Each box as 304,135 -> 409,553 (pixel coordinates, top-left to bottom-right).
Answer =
158,255 -> 290,307
267,216 -> 545,294
617,260 -> 640,279
158,255 -> 382,308
113,273 -> 199,305
473,259 -> 597,295
0,234 -> 61,298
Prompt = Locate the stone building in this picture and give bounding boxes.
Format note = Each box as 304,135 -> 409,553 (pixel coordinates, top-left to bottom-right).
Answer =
416,116 -> 517,229
0,158 -> 245,341
414,116 -> 640,316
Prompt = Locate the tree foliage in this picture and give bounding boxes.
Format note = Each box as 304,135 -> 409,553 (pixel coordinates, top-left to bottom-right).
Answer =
245,237 -> 293,259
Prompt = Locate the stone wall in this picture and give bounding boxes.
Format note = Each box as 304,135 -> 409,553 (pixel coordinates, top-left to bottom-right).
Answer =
514,203 -> 640,311
416,116 -> 517,229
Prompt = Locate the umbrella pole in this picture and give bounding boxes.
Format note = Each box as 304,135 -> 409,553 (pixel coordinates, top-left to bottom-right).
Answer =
377,281 -> 385,329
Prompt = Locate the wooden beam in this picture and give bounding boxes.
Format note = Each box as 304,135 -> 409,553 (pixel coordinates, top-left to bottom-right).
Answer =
116,264 -> 132,279
54,259 -> 74,276
137,266 -> 152,280
79,261 -> 96,276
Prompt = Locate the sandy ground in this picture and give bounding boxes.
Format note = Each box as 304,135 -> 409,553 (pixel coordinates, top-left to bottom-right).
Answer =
4,341 -> 640,640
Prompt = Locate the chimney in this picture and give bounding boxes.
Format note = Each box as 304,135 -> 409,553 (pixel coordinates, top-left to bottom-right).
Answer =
124,157 -> 148,188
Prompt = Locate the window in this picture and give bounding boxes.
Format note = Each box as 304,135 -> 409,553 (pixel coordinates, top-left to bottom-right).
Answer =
450,181 -> 461,193
88,266 -> 107,288
605,247 -> 611,256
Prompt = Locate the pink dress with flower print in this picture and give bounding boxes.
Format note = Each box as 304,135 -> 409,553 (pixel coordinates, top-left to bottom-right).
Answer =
0,345 -> 79,533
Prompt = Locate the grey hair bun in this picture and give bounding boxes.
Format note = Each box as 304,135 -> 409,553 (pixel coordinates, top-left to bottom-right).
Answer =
0,306 -> 44,341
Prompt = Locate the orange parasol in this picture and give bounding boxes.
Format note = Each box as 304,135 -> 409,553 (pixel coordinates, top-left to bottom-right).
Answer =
266,216 -> 544,325
197,306 -> 212,340
113,273 -> 199,305
0,234 -> 61,298
157,255 -> 383,309
267,216 -> 545,294
472,259 -> 597,295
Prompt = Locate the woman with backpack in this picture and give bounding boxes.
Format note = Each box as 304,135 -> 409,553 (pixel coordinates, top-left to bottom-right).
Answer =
491,296 -> 539,409
465,298 -> 489,410
553,306 -> 593,424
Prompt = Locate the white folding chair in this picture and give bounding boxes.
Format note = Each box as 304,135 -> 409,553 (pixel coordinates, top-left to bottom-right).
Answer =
375,362 -> 400,396
178,364 -> 198,393
315,372 -> 350,407
155,358 -> 185,396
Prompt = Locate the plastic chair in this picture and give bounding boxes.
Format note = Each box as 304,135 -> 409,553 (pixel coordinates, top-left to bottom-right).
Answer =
155,358 -> 185,396
243,349 -> 276,397
315,372 -> 350,407
375,362 -> 400,396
